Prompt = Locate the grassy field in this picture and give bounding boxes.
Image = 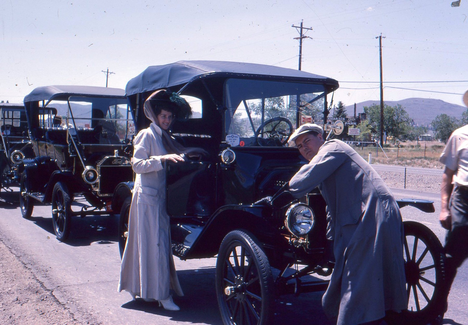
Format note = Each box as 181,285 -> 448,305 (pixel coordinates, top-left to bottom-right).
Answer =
351,140 -> 445,169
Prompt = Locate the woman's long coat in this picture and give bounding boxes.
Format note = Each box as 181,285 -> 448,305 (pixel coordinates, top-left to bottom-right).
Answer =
118,123 -> 183,300
289,140 -> 406,325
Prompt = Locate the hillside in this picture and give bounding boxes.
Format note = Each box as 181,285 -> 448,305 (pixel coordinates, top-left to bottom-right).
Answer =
345,98 -> 466,126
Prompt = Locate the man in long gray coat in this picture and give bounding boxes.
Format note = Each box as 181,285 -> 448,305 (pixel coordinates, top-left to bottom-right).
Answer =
288,124 -> 407,325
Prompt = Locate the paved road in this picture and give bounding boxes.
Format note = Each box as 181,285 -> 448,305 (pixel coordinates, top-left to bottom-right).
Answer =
0,181 -> 466,325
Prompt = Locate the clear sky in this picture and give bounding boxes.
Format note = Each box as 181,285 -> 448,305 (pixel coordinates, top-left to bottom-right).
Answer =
1,0 -> 467,107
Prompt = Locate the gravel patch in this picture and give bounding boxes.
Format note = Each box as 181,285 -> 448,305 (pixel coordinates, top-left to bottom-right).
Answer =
0,238 -> 81,325
378,171 -> 441,193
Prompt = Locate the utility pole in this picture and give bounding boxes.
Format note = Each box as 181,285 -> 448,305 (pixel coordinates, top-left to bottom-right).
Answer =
292,20 -> 313,71
376,34 -> 385,147
102,68 -> 115,87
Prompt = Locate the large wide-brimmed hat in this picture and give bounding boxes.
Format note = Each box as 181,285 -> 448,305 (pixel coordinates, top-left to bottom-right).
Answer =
144,89 -> 192,124
288,123 -> 323,147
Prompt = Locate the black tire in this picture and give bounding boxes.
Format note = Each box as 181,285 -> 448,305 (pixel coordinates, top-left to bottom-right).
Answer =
51,182 -> 72,242
0,160 -> 10,189
19,172 -> 34,219
216,230 -> 275,325
400,221 -> 445,324
118,196 -> 131,257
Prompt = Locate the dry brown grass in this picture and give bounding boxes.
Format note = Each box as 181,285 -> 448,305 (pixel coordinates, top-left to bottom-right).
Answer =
352,140 -> 445,169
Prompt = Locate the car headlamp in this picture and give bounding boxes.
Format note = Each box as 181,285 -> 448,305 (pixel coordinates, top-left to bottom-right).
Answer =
82,166 -> 99,185
10,150 -> 25,165
284,203 -> 315,237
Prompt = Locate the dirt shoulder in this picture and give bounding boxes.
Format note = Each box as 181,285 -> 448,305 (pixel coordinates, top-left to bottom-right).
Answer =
0,238 -> 81,325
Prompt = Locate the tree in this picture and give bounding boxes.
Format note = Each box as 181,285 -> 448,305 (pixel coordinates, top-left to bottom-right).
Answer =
356,120 -> 373,141
332,101 -> 347,120
431,114 -> 459,143
363,104 -> 413,141
406,125 -> 428,142
461,109 -> 468,126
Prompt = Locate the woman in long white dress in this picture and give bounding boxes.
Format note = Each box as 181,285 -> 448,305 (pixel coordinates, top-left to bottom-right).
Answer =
118,89 -> 199,311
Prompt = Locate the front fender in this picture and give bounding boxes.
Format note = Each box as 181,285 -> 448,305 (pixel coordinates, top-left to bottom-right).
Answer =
182,204 -> 285,260
112,181 -> 134,213
44,171 -> 76,202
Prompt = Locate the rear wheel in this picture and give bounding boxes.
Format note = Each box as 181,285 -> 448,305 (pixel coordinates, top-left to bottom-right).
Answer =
118,197 -> 131,257
400,221 -> 445,324
51,182 -> 72,242
19,172 -> 34,219
216,230 -> 275,325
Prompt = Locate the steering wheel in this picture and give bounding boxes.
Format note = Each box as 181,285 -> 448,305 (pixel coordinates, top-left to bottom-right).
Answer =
255,117 -> 293,146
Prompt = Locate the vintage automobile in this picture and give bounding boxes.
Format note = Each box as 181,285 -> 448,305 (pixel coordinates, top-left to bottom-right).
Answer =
116,61 -> 445,325
19,85 -> 135,241
0,103 -> 34,192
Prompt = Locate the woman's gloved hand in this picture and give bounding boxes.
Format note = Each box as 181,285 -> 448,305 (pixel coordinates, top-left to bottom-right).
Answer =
157,154 -> 185,163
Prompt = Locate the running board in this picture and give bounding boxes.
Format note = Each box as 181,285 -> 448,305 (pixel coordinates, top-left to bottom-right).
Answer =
279,279 -> 329,295
23,192 -> 45,203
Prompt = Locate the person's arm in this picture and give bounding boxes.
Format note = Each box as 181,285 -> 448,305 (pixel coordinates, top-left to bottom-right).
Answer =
131,131 -> 183,174
440,166 -> 455,230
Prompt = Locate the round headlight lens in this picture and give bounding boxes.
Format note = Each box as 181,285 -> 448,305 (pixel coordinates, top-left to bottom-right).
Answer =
10,150 -> 25,165
284,203 -> 315,237
82,166 -> 99,184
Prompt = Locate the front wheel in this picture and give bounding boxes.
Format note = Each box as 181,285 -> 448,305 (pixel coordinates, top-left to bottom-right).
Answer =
216,230 -> 275,325
51,182 -> 72,242
19,172 -> 34,219
400,221 -> 446,324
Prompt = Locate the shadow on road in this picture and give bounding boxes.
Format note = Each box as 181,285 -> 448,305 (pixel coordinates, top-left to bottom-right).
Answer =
120,267 -> 330,325
26,212 -> 119,247
0,189 -> 19,209
442,318 -> 463,325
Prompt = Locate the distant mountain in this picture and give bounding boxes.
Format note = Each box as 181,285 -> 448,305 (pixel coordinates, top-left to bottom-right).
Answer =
345,98 -> 466,126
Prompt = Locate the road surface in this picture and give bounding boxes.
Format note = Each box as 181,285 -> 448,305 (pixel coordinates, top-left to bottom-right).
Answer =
0,172 -> 466,324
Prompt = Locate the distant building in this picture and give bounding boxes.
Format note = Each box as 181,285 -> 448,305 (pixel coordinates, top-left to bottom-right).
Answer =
419,134 -> 433,141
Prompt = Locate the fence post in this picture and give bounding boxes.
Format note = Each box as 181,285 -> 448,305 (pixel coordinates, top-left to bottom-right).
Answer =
404,167 -> 407,189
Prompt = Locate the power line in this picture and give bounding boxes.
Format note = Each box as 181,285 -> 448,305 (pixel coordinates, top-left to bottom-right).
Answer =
340,80 -> 468,84
385,86 -> 464,96
339,86 -> 464,96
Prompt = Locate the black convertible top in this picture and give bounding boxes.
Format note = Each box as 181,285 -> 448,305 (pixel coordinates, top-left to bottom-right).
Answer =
125,60 -> 339,96
24,85 -> 126,103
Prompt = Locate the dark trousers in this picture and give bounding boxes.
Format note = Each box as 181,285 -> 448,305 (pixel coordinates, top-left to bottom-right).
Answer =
442,186 -> 468,310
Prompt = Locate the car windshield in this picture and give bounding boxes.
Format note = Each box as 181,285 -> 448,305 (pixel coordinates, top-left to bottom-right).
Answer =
224,78 -> 327,147
38,96 -> 135,144
1,108 -> 28,135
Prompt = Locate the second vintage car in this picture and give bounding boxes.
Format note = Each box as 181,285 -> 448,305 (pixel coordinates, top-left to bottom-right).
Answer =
19,85 -> 135,241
